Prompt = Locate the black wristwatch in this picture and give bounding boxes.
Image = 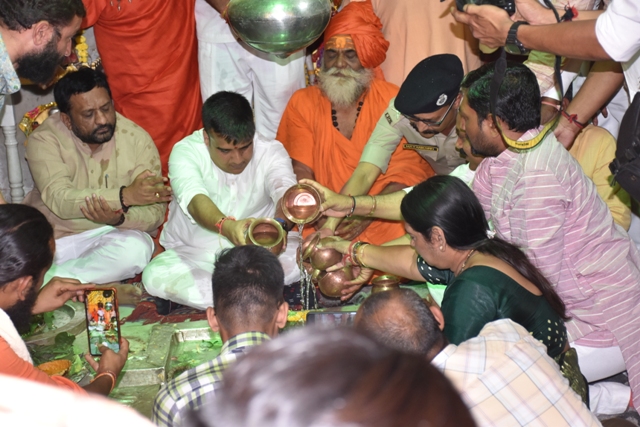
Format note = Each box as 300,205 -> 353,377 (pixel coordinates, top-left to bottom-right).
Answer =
504,21 -> 530,55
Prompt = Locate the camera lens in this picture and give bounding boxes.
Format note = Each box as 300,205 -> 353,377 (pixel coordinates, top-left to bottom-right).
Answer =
103,290 -> 113,298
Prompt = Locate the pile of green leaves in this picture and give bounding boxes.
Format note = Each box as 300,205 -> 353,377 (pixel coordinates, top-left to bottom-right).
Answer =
28,332 -> 90,382
21,312 -> 55,339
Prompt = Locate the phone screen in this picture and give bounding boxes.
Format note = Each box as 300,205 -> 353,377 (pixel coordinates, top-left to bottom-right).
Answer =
84,289 -> 121,356
306,311 -> 357,327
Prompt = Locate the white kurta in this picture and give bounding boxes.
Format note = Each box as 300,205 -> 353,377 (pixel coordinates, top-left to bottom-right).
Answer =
194,0 -> 306,140
142,130 -> 299,309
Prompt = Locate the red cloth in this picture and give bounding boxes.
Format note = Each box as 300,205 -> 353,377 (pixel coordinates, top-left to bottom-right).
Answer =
0,337 -> 85,394
82,0 -> 203,175
324,0 -> 389,78
277,79 -> 433,245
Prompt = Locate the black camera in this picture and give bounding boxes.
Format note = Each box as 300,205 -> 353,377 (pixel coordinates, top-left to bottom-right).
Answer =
455,0 -> 516,16
103,290 -> 113,298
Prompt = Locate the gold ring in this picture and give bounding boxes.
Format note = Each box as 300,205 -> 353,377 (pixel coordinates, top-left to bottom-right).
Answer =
155,192 -> 160,198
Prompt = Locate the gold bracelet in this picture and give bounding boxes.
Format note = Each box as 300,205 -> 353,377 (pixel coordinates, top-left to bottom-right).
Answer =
368,195 -> 377,217
92,370 -> 117,394
357,242 -> 370,268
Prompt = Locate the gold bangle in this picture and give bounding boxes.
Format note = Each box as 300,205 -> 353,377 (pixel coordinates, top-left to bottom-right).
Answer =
368,195 -> 377,217
357,242 -> 370,268
92,370 -> 117,394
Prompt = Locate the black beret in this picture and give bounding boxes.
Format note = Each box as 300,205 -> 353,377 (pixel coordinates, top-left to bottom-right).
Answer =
394,54 -> 464,115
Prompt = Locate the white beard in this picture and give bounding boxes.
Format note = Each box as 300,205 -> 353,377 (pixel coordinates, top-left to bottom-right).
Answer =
317,66 -> 374,108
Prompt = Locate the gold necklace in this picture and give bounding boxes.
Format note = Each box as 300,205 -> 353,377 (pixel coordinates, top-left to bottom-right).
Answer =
456,249 -> 476,276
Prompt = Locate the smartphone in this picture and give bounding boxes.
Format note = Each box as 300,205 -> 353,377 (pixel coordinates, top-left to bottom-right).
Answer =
306,311 -> 357,327
84,288 -> 121,356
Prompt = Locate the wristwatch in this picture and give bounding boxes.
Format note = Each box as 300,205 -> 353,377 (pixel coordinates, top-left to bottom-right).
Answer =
504,21 -> 530,55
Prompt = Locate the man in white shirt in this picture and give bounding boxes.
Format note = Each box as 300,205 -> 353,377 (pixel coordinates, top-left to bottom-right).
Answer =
194,0 -> 305,140
142,92 -> 299,310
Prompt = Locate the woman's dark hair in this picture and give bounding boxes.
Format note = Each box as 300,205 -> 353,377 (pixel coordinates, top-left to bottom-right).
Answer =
54,67 -> 112,115
0,0 -> 85,31
462,61 -> 541,133
202,91 -> 255,145
401,176 -> 567,320
0,204 -> 54,288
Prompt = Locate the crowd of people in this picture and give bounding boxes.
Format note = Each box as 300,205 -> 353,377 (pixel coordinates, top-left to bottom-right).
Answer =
1,0 -> 640,425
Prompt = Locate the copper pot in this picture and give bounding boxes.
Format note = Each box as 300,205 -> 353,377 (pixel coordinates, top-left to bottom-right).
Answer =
371,275 -> 401,294
318,267 -> 355,298
303,235 -> 343,270
281,184 -> 321,225
246,218 -> 285,255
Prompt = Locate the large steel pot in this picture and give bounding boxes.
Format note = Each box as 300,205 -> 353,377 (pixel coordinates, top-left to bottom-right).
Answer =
227,0 -> 332,57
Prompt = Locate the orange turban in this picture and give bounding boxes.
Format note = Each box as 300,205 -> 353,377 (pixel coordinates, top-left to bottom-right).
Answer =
323,0 -> 389,76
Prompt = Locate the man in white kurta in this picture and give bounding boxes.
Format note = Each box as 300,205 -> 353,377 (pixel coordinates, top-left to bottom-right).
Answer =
195,0 -> 306,140
143,92 -> 299,310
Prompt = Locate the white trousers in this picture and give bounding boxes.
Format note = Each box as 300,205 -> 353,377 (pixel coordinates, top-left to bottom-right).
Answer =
573,343 -> 631,415
45,226 -> 154,285
198,40 -> 306,140
142,232 -> 302,310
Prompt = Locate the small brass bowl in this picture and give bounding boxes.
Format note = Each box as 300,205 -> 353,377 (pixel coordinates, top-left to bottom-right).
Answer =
371,275 -> 401,294
281,184 -> 321,225
318,267 -> 355,298
246,218 -> 285,255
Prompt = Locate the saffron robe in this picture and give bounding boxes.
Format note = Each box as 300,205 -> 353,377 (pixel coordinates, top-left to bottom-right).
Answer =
277,79 -> 433,245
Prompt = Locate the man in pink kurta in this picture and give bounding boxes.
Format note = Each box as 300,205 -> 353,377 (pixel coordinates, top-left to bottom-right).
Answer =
462,62 -> 640,413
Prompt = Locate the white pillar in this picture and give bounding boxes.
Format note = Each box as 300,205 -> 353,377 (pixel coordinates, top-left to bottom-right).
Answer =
1,98 -> 24,203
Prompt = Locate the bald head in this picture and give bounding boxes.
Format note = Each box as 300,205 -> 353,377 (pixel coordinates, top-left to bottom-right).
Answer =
355,289 -> 443,357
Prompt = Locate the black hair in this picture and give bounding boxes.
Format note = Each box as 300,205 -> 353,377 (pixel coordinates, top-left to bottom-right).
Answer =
0,0 -> 85,31
202,91 -> 255,145
188,327 -> 477,427
462,61 -> 541,132
356,288 -> 442,355
401,176 -> 567,320
211,246 -> 284,330
54,67 -> 112,114
0,204 -> 54,289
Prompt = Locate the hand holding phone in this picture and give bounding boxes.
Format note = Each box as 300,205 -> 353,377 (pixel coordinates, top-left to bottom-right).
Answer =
84,337 -> 130,378
84,289 -> 122,356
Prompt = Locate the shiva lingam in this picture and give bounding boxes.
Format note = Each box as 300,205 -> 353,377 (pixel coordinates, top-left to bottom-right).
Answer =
246,218 -> 286,255
371,275 -> 401,294
226,0 -> 332,57
281,184 -> 322,225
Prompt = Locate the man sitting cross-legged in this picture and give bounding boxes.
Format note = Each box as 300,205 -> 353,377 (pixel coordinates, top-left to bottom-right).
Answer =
276,0 -> 431,244
143,91 -> 299,311
355,289 -> 600,427
152,245 -> 289,427
23,68 -> 170,301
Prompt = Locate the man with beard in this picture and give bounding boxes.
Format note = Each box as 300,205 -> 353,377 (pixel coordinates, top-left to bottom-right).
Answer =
23,68 -> 170,300
0,204 -> 129,396
339,55 -> 467,204
276,0 -> 431,245
0,0 -> 85,111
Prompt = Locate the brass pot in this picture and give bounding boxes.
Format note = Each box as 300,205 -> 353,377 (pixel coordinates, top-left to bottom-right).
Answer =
370,275 -> 401,294
318,267 -> 355,298
281,184 -> 322,225
303,235 -> 343,270
246,218 -> 286,255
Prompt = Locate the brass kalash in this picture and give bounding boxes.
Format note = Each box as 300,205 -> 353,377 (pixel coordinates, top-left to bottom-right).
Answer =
281,184 -> 358,306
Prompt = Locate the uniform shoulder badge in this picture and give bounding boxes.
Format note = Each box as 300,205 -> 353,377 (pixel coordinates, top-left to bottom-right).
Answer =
385,112 -> 393,124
